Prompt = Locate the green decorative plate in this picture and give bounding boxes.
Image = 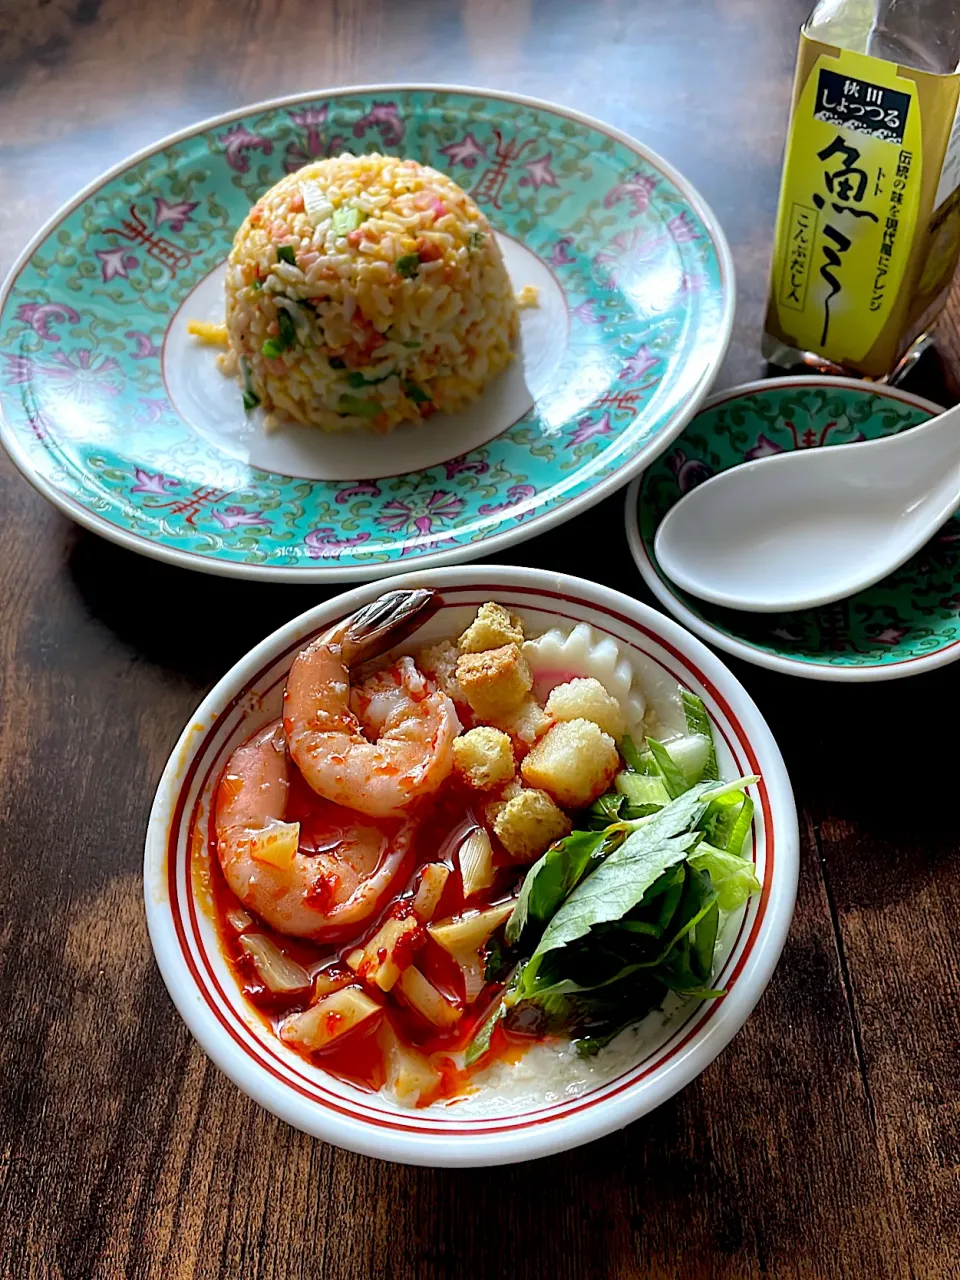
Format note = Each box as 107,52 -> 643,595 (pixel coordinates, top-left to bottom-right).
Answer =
626,376 -> 960,681
0,85 -> 733,581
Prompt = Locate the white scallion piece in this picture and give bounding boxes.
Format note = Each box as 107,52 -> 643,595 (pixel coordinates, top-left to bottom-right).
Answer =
280,986 -> 381,1052
412,863 -> 450,921
398,967 -> 461,1028
458,828 -> 495,898
239,934 -> 311,994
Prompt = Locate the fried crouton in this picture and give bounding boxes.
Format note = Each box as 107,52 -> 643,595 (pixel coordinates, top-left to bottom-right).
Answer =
452,727 -> 516,790
491,694 -> 552,747
545,677 -> 625,741
520,719 -> 619,809
458,602 -> 525,653
417,640 -> 463,702
491,788 -> 572,863
456,644 -> 532,719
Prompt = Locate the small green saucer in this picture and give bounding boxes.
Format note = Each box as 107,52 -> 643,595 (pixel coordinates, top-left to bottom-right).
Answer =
626,376 -> 960,681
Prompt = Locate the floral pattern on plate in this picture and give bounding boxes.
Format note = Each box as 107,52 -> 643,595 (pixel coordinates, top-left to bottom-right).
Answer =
0,87 -> 730,579
630,378 -> 960,676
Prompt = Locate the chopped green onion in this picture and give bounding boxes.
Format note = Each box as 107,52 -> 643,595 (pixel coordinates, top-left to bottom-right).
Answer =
396,253 -> 420,277
276,309 -> 297,347
331,206 -> 364,236
250,279 -> 263,291
346,368 -> 395,388
468,230 -> 485,250
239,358 -> 260,410
262,308 -> 297,359
402,381 -> 431,404
338,394 -> 381,418
276,245 -> 297,266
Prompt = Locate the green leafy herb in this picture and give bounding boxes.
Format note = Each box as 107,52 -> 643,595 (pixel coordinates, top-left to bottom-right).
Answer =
681,691 -> 719,781
519,783 -> 719,992
276,244 -> 297,266
506,828 -> 622,948
645,738 -> 691,799
615,772 -> 670,811
464,964 -> 524,1065
331,205 -> 364,236
689,842 -> 761,911
402,381 -> 431,404
483,936 -> 514,983
620,734 -> 645,773
396,253 -> 420,277
337,394 -> 382,418
586,792 -> 627,830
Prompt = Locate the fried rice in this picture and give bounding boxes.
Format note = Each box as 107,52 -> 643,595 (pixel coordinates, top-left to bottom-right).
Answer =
219,153 -> 520,432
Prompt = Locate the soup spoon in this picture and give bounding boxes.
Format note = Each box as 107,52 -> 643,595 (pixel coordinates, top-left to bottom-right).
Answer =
654,399 -> 960,613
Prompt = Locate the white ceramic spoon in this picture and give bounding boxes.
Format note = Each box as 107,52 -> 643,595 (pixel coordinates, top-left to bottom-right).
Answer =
654,399 -> 960,613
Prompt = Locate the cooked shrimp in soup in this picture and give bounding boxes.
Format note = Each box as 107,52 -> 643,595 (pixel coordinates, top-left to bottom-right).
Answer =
283,589 -> 460,818
214,720 -> 415,938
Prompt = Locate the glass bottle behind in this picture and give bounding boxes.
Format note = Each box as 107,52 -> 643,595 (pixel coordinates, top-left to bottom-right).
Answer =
763,0 -> 960,380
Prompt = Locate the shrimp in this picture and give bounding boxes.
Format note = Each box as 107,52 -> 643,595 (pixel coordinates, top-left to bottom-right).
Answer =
215,720 -> 415,938
283,589 -> 460,818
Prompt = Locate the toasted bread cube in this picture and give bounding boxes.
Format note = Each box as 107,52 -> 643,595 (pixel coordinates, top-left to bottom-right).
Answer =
456,644 -> 532,719
520,719 -> 619,810
492,788 -> 572,863
418,640 -> 463,702
491,695 -> 552,747
453,726 -> 515,790
545,678 -> 625,741
458,602 -> 525,654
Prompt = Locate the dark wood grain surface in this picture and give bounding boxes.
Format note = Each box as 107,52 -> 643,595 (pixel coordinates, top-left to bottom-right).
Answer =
2,2 -> 959,1277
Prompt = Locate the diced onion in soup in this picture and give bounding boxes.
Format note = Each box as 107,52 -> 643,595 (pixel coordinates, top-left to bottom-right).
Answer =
398,967 -> 462,1028
280,986 -> 381,1052
459,828 -> 495,898
249,820 -> 300,871
412,863 -> 450,921
428,902 -> 515,1006
226,907 -> 253,933
378,1023 -> 440,1108
239,934 -> 311,994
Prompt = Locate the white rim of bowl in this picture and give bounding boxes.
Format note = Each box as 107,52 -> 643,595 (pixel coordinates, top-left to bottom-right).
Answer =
625,374 -> 956,684
143,564 -> 798,1166
0,83 -> 735,583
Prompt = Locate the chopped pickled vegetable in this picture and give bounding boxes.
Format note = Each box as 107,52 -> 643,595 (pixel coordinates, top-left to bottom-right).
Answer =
276,244 -> 297,266
338,394 -> 382,418
331,206 -> 364,236
396,253 -> 420,277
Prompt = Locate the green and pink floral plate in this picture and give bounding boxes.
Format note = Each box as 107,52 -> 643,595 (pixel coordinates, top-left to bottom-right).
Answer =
627,377 -> 960,681
0,86 -> 732,580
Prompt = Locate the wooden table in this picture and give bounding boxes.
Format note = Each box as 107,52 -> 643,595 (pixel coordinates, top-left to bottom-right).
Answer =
3,2 -> 959,1276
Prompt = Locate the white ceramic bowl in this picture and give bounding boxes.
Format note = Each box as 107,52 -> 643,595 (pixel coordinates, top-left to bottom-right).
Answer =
144,565 -> 798,1166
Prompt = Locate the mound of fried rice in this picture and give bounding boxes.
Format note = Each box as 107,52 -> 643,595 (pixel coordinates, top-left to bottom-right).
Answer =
221,153 -> 519,432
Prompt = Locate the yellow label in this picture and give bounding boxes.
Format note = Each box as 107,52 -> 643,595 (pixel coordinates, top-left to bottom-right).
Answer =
770,47 -> 923,364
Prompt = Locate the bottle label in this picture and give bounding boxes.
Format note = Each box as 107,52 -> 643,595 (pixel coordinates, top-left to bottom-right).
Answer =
769,47 -> 922,365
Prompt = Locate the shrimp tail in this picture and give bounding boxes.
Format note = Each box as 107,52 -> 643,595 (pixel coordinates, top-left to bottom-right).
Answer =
334,589 -> 439,666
